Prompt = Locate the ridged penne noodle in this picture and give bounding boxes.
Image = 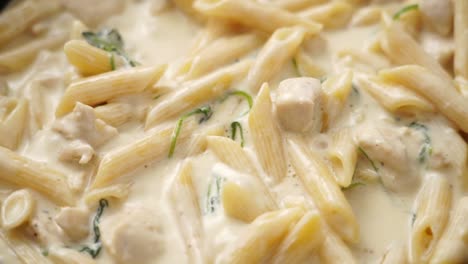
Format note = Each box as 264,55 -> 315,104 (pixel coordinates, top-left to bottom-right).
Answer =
0,146 -> 74,205
319,222 -> 356,264
56,65 -> 166,116
247,26 -> 306,92
47,247 -> 97,264
222,207 -> 304,263
355,74 -> 435,114
182,33 -> 263,80
189,18 -> 238,55
145,59 -> 251,128
69,20 -> 88,40
0,230 -> 51,264
298,1 -> 354,29
169,160 -> 205,264
269,211 -> 323,264
274,0 -> 326,11
64,40 -> 115,76
430,196 -> 468,264
327,128 -> 358,187
337,49 -> 391,72
206,136 -> 258,176
287,136 -> 359,243
193,0 -> 322,33
350,6 -> 382,27
380,243 -> 407,264
0,97 -> 28,150
379,65 -> 468,133
321,70 -> 353,129
0,0 -> 61,45
83,183 -> 132,206
248,84 -> 287,184
454,0 -> 468,79
215,164 -> 277,222
94,102 -> 133,127
172,0 -> 205,21
409,174 -> 451,263
0,33 -> 68,73
294,47 -> 326,78
181,125 -> 224,157
1,189 -> 35,230
91,120 -> 196,188
380,23 -> 452,82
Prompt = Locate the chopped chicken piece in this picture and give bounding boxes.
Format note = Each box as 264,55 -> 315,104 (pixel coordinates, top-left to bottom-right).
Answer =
420,0 -> 454,36
101,205 -> 165,264
53,103 -> 117,164
275,77 -> 324,133
356,124 -> 420,193
55,207 -> 90,241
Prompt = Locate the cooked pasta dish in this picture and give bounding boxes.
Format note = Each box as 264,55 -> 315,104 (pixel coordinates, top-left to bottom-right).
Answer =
0,0 -> 467,263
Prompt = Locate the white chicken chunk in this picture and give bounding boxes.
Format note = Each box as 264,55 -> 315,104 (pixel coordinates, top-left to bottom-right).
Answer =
101,205 -> 165,264
60,0 -> 126,26
53,103 -> 117,164
55,207 -> 90,241
275,77 -> 324,133
356,124 -> 421,193
420,0 -> 454,36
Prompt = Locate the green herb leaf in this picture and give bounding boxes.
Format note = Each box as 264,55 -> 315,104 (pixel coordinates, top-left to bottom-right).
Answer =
230,121 -> 245,147
408,122 -> 432,163
109,53 -> 116,71
41,249 -> 49,257
205,174 -> 224,214
79,199 -> 109,259
168,106 -> 213,158
82,29 -> 138,68
358,147 -> 379,172
221,90 -> 253,116
393,4 -> 419,20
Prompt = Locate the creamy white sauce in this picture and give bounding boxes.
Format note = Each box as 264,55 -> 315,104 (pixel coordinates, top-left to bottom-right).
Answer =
0,0 -> 466,263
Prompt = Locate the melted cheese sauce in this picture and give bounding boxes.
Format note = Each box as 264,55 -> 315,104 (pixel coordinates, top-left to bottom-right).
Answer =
0,0 -> 467,263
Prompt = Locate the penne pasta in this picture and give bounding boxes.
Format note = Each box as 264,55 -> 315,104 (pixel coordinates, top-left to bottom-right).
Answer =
1,189 -> 35,230
47,247 -> 97,264
222,207 -> 304,263
273,0 -> 326,11
269,210 -> 323,264
454,0 -> 468,79
293,47 -> 326,78
145,59 -> 251,129
0,0 -> 61,46
0,146 -> 74,206
0,97 -> 28,150
91,120 -> 196,188
299,1 -> 354,29
193,0 -> 322,33
248,83 -> 288,184
430,196 -> 468,264
169,160 -> 205,264
0,33 -> 68,73
0,230 -> 51,264
246,26 -> 307,92
213,164 -> 277,222
94,102 -> 133,127
380,22 -> 452,82
327,128 -> 358,187
64,40 -> 115,76
56,65 -> 166,116
409,173 -> 451,263
182,33 -> 263,80
319,222 -> 356,264
83,183 -> 132,206
355,74 -> 435,114
287,136 -> 359,243
379,65 -> 468,133
380,243 -> 407,264
172,0 -> 205,21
